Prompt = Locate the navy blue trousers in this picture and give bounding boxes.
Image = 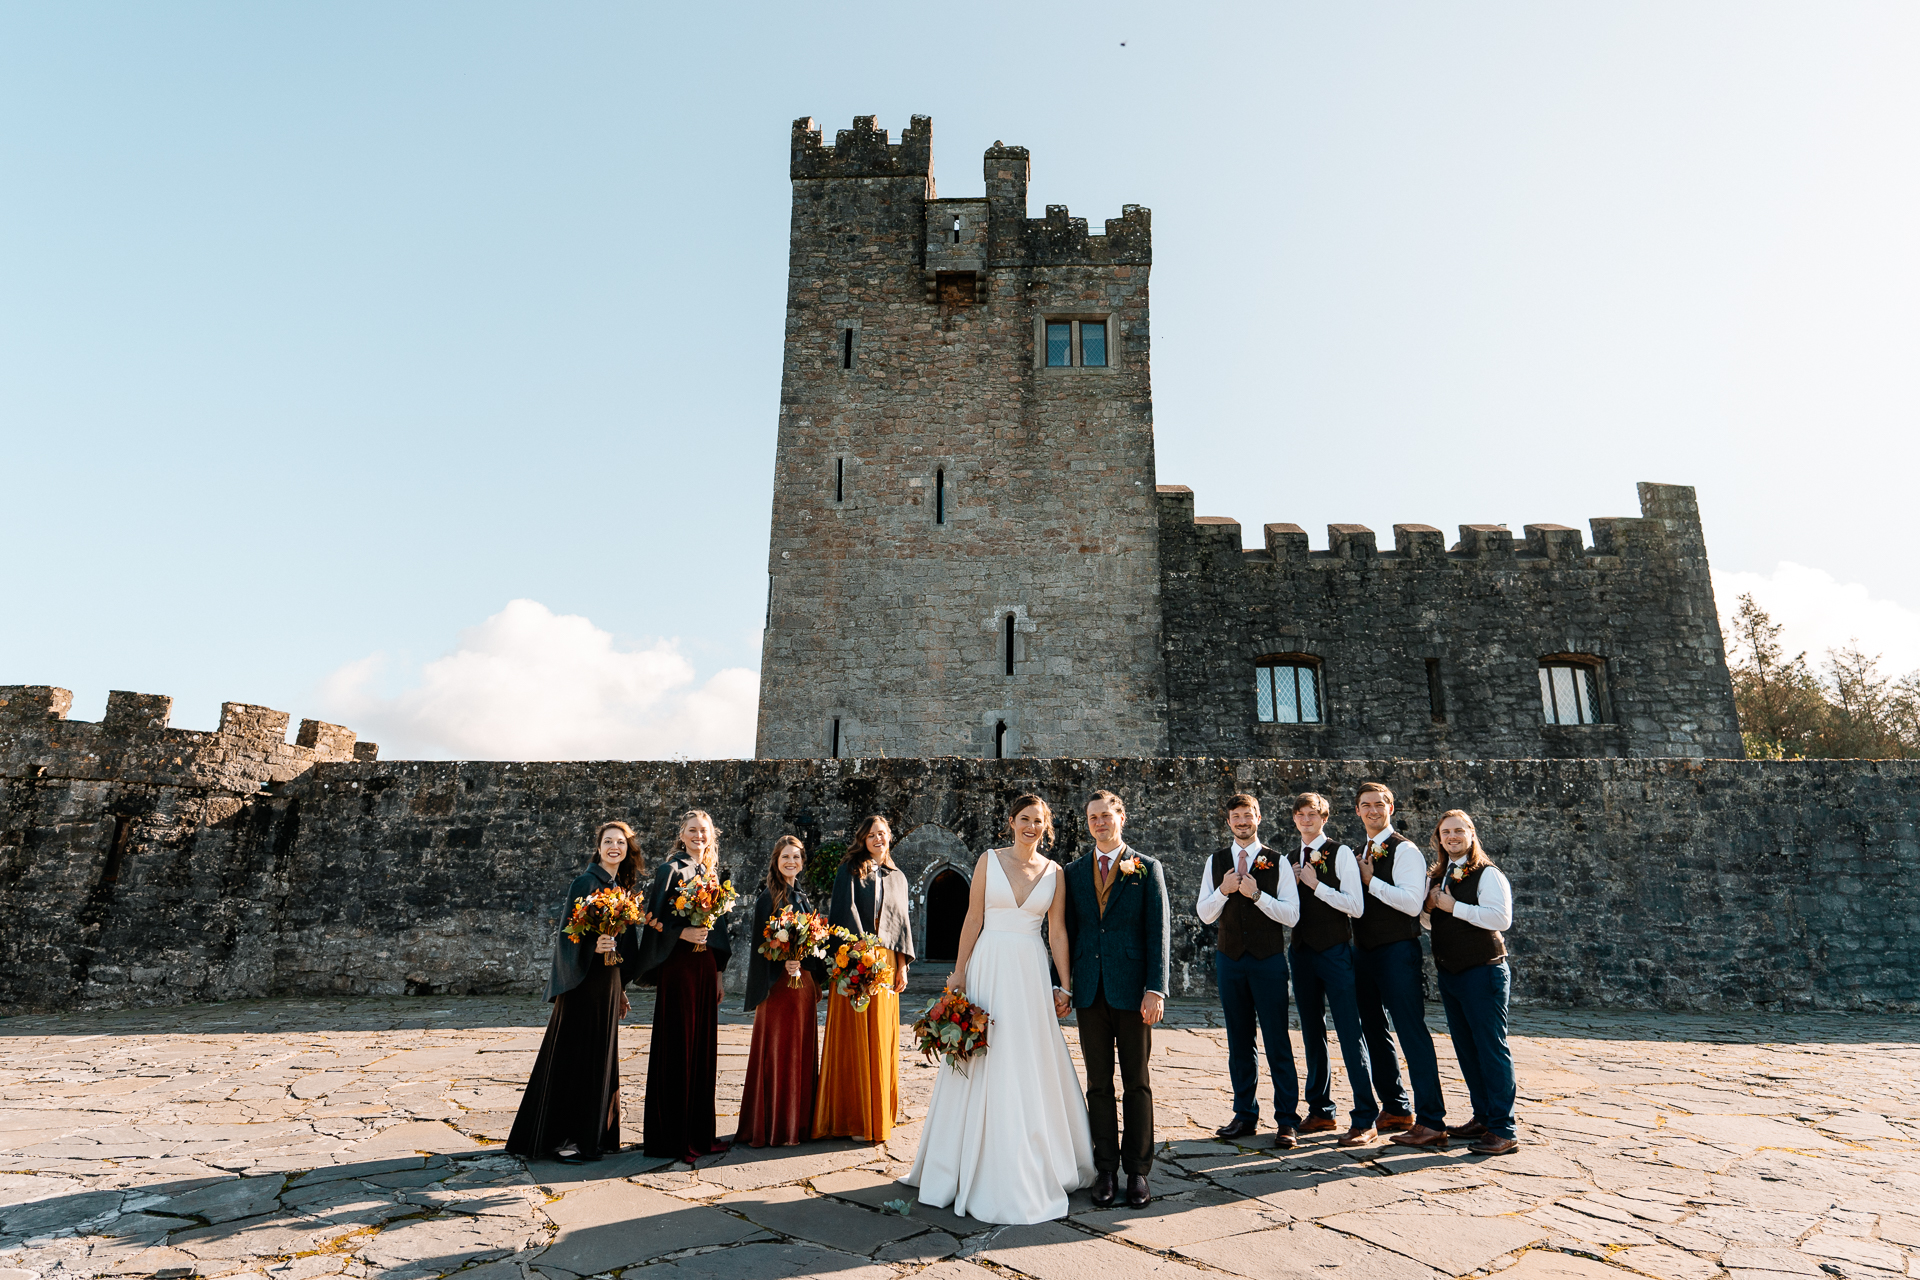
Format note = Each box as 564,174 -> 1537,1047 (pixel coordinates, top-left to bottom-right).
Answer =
1353,938 -> 1447,1129
1437,960 -> 1515,1140
1215,948 -> 1300,1128
1290,942 -> 1379,1127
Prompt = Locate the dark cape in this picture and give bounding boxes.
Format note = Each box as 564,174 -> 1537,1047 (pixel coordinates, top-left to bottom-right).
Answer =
639,854 -> 735,1162
828,861 -> 916,961
505,861 -> 640,1159
743,884 -> 828,1014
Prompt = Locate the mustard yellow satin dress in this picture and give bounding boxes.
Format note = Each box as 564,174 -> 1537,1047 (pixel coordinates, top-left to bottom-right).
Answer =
811,953 -> 900,1142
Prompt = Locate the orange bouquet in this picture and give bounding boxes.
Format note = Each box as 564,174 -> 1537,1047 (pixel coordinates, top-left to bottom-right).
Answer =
563,887 -> 648,966
824,926 -> 892,1012
759,906 -> 831,988
912,987 -> 991,1075
671,871 -> 737,952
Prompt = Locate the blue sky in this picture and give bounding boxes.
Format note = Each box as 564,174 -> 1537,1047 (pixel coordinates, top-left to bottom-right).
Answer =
5,3 -> 1917,757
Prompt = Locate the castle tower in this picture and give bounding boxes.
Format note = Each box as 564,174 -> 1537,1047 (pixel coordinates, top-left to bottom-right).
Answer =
756,116 -> 1168,760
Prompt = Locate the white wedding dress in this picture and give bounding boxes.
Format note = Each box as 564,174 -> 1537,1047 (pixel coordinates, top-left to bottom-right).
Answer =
905,854 -> 1094,1224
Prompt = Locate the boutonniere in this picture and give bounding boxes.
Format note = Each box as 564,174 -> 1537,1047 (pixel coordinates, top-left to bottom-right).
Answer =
1309,848 -> 1329,870
1449,865 -> 1467,884
1114,856 -> 1145,879
1252,855 -> 1275,872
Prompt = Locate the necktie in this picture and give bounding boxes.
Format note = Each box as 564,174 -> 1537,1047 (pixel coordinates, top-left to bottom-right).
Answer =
1099,854 -> 1111,879
1303,845 -> 1312,862
1236,848 -> 1247,877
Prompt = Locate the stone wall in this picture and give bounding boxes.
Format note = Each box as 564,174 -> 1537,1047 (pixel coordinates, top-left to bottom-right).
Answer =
755,115 -> 1169,761
1159,482 -> 1745,761
5,698 -> 1912,1015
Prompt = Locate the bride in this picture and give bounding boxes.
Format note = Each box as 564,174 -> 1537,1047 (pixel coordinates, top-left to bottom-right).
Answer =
906,794 -> 1095,1223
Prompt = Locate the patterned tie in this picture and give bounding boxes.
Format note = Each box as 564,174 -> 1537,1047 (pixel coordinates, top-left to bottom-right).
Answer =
1099,854 -> 1111,880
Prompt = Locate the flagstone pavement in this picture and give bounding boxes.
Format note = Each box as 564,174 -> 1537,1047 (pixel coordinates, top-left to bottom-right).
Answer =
0,995 -> 1914,1280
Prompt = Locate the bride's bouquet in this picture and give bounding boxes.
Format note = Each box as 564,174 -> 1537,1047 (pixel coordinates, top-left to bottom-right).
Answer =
672,871 -> 738,952
912,988 -> 990,1074
758,906 -> 831,988
824,926 -> 892,1012
564,887 -> 649,966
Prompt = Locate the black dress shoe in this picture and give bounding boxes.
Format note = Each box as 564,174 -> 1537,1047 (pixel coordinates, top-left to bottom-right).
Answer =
1272,1127 -> 1298,1150
1091,1170 -> 1117,1208
1214,1116 -> 1258,1140
1127,1174 -> 1151,1208
554,1150 -> 598,1165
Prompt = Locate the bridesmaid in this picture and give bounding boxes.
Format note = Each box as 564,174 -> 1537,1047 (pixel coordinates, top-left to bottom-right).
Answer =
506,820 -> 643,1164
637,809 -> 734,1164
738,835 -> 826,1147
814,814 -> 916,1143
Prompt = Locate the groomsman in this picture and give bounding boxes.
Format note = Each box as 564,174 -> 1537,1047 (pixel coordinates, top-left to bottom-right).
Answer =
1063,790 -> 1171,1209
1289,793 -> 1381,1147
1349,782 -> 1449,1148
1197,794 -> 1303,1147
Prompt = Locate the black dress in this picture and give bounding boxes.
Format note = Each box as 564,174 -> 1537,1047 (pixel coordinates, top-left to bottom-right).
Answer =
505,862 -> 640,1159
636,854 -> 735,1163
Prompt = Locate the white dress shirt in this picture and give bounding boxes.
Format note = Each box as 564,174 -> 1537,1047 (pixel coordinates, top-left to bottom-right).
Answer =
1444,857 -> 1514,932
1196,839 -> 1300,927
1294,835 -> 1365,919
1361,826 -> 1427,918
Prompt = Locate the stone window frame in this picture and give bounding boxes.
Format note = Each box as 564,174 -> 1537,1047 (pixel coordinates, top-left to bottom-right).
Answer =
835,318 -> 862,373
910,463 -> 960,529
1252,652 -> 1325,726
1033,313 -> 1119,374
1538,653 -> 1611,726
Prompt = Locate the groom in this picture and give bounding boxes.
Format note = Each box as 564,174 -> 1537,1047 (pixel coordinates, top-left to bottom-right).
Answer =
1061,790 -> 1171,1211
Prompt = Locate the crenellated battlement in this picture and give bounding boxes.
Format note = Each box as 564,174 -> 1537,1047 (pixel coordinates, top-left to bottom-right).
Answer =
1017,203 -> 1152,267
790,114 -> 932,181
0,685 -> 375,795
1157,482 -> 1700,569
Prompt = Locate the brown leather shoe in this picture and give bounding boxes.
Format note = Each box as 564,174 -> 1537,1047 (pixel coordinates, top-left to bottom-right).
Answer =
1376,1112 -> 1415,1133
1469,1135 -> 1518,1155
1336,1125 -> 1377,1147
1389,1124 -> 1450,1149
1127,1174 -> 1151,1208
1446,1120 -> 1487,1139
1300,1116 -> 1338,1134
1272,1127 -> 1298,1150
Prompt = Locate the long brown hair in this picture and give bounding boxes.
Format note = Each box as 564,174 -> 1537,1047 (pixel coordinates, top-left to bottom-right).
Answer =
1427,809 -> 1492,882
673,809 -> 720,873
591,820 -> 642,888
764,835 -> 806,910
843,814 -> 895,880
1006,794 -> 1056,850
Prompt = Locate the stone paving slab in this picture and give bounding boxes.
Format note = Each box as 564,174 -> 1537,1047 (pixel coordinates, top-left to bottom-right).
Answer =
0,996 -> 1912,1280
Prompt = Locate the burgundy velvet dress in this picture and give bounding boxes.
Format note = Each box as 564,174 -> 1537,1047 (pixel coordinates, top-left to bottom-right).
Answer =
638,855 -> 734,1163
737,885 -> 824,1147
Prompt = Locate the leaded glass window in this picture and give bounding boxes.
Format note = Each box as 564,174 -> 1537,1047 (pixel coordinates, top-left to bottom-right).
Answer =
1046,323 -> 1073,367
1539,660 -> 1602,725
1080,321 -> 1107,367
1256,660 -> 1321,724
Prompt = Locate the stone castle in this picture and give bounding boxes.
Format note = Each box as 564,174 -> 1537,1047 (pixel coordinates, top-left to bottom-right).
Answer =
756,115 -> 1743,763
2,115 -> 1912,1018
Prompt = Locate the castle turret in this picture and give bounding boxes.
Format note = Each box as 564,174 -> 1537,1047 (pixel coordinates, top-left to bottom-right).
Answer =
756,116 -> 1168,759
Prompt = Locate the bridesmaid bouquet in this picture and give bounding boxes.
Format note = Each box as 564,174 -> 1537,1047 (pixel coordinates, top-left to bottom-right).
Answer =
911,988 -> 990,1075
824,926 -> 892,1012
759,907 -> 831,988
672,871 -> 738,952
564,887 -> 648,966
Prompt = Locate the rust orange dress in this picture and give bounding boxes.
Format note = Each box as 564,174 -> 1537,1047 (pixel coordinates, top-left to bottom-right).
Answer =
738,886 -> 824,1148
813,861 -> 913,1142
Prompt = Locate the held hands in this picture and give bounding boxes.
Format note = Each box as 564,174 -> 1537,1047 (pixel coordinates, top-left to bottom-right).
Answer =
1140,991 -> 1164,1027
594,935 -> 618,955
1295,861 -> 1320,890
1053,987 -> 1071,1018
680,926 -> 710,946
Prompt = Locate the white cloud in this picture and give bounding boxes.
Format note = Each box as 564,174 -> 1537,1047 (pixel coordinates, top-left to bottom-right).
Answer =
319,599 -> 759,760
1713,563 -> 1920,678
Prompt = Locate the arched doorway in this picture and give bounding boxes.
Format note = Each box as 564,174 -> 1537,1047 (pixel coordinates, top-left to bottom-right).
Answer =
923,868 -> 970,963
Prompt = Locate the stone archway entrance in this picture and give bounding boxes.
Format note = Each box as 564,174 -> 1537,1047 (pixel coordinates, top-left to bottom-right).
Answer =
922,867 -> 970,963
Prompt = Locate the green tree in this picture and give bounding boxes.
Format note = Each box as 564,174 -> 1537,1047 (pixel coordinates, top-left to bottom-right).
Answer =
1725,593 -> 1825,758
